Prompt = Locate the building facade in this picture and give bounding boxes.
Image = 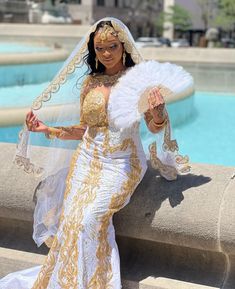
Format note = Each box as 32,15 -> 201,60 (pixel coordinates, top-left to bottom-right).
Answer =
0,0 -> 164,39
163,0 -> 218,45
67,0 -> 163,38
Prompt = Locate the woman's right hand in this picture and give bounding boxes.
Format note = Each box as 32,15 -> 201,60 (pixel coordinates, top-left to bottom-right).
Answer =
25,110 -> 49,133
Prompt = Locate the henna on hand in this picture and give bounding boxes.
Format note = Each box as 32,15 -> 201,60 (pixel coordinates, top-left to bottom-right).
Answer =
147,87 -> 166,123
154,103 -> 165,119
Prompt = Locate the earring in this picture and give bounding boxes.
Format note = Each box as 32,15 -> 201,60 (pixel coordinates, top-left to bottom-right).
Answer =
122,51 -> 126,66
95,57 -> 98,69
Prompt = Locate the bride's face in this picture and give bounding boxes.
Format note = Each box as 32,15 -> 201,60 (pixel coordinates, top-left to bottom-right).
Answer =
94,30 -> 124,70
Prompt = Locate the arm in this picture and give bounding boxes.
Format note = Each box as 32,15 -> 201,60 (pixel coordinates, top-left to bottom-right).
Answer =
45,125 -> 86,140
46,76 -> 91,140
25,115 -> 86,141
25,77 -> 91,140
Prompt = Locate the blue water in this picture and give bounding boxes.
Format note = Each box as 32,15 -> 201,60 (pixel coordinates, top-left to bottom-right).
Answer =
152,91 -> 235,167
0,78 -> 80,107
0,62 -> 63,87
0,82 -> 49,107
0,42 -> 51,53
0,91 -> 235,167
172,92 -> 235,166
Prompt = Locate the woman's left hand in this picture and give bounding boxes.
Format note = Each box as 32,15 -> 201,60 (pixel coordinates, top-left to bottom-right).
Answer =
147,87 -> 166,123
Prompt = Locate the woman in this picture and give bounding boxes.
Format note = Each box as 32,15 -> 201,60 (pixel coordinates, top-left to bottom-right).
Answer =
0,18 -> 188,289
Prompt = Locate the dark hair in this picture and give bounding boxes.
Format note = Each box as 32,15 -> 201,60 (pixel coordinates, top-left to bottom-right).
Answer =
83,20 -> 135,74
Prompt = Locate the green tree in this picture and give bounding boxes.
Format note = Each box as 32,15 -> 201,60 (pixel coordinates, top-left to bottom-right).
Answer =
156,4 -> 192,33
197,0 -> 217,30
215,0 -> 235,30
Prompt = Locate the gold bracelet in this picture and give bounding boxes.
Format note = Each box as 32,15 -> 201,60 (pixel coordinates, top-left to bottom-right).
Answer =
45,127 -> 62,139
151,118 -> 167,128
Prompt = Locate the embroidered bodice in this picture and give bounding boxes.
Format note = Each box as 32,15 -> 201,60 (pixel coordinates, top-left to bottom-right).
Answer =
82,89 -> 108,127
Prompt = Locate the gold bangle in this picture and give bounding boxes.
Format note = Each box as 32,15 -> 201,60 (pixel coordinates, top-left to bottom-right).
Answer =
151,118 -> 167,128
45,127 -> 61,139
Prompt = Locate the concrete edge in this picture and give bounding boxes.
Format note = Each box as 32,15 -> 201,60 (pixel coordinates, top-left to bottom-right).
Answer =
0,247 -> 219,289
0,49 -> 68,65
0,247 -> 45,265
141,47 -> 235,65
0,23 -> 90,37
1,143 -> 235,255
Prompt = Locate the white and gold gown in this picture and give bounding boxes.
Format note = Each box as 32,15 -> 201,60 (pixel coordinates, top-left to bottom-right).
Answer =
0,15 -> 191,289
0,75 -> 147,289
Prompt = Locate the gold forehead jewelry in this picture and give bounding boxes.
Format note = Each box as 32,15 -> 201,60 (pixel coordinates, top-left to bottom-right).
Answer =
97,24 -> 118,43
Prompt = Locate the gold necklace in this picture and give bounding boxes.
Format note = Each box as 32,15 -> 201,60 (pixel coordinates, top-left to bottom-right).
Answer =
90,70 -> 126,88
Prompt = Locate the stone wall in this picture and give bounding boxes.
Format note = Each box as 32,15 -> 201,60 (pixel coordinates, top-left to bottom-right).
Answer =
0,142 -> 235,288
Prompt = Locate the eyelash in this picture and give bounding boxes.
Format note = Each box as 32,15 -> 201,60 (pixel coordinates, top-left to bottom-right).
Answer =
95,44 -> 119,52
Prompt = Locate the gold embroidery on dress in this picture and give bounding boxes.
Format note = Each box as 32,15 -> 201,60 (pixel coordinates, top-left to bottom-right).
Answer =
80,72 -> 125,149
162,116 -> 190,173
31,145 -> 82,288
82,90 -> 107,127
41,145 -> 83,249
149,114 -> 190,178
149,141 -> 178,180
58,146 -> 102,289
88,128 -> 142,288
32,145 -> 103,288
80,73 -> 124,132
31,236 -> 60,289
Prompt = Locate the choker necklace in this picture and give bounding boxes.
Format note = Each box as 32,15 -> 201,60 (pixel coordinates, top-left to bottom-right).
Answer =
91,69 -> 126,88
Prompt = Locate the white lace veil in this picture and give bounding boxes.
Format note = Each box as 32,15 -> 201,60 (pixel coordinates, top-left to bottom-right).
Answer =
14,17 -> 144,247
14,17 -> 143,177
14,17 -> 190,247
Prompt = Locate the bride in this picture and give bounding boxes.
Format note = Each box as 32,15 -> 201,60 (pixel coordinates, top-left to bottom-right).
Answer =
0,17 -> 190,289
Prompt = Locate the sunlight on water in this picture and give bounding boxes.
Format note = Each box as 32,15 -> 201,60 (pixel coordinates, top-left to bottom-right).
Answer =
0,90 -> 235,167
141,91 -> 235,167
0,42 -> 51,53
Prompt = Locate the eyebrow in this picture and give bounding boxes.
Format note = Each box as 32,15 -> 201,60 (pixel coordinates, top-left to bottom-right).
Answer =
94,40 -> 119,45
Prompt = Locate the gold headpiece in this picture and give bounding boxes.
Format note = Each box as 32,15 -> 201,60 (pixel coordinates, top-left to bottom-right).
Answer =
97,24 -> 118,43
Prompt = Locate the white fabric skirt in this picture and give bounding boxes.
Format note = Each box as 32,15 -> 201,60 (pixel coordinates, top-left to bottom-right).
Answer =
0,127 -> 147,289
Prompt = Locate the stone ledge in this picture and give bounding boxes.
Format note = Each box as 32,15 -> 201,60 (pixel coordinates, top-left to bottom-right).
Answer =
0,247 -> 45,277
114,164 -> 235,255
1,142 -> 235,254
0,24 -> 90,38
0,49 -> 68,65
1,142 -> 235,288
124,277 -> 219,289
0,247 -> 219,289
141,47 -> 235,65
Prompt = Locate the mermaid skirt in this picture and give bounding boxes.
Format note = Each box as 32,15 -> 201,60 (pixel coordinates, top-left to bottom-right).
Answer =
0,130 -> 147,289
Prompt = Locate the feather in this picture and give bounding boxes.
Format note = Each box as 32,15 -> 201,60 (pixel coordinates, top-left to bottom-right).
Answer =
108,60 -> 194,129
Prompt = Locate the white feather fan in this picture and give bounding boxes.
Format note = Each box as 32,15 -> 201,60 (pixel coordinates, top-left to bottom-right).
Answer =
108,60 -> 194,129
